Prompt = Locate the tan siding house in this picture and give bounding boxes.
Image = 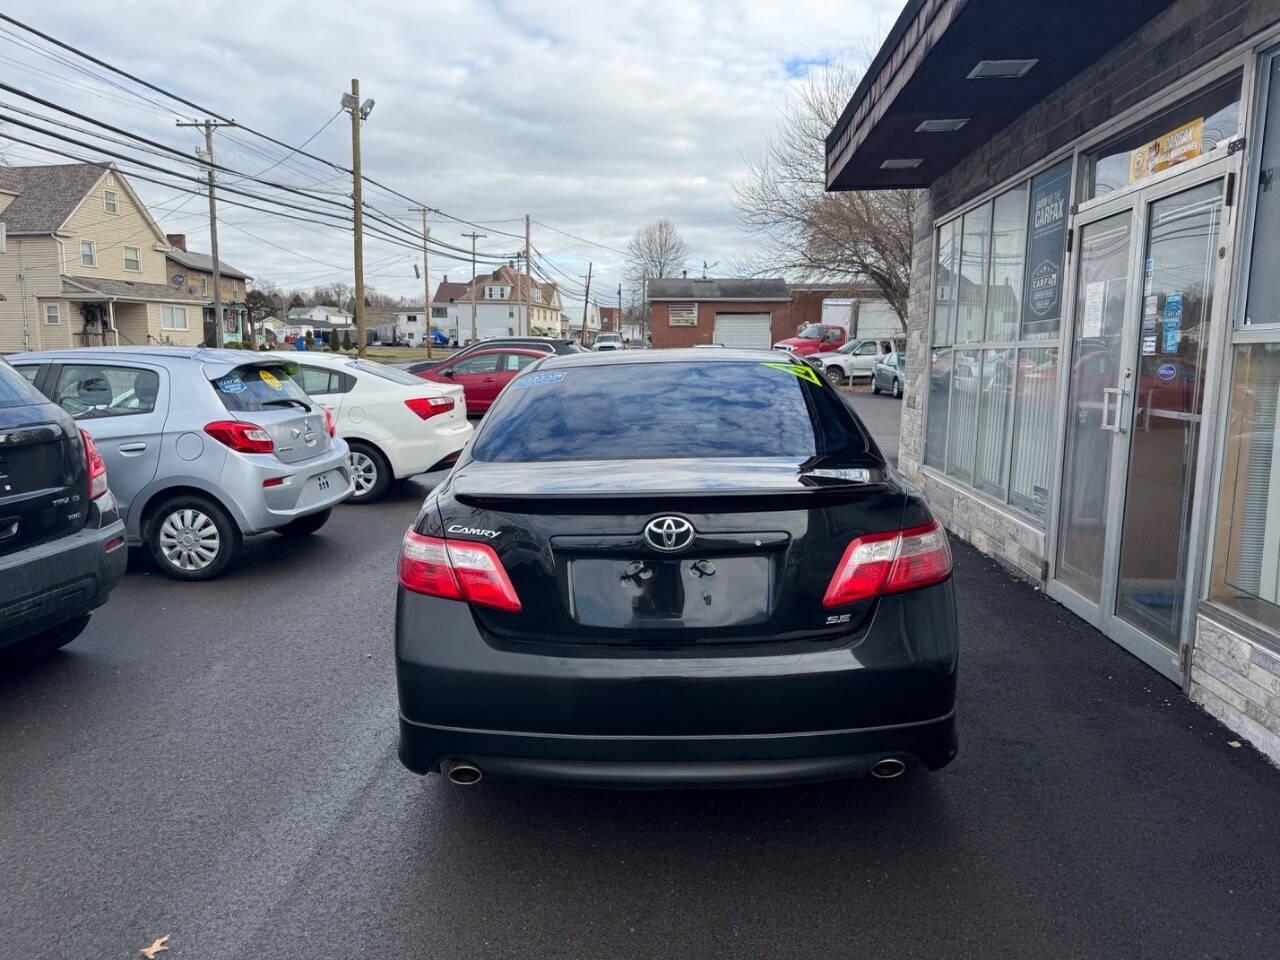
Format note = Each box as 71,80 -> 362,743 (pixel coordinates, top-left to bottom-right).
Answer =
0,163 -> 207,353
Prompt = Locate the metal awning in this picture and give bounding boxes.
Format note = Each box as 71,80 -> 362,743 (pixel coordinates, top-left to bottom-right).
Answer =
825,0 -> 1176,190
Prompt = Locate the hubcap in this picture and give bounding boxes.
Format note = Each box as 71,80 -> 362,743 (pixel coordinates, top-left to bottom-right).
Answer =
349,451 -> 377,496
158,508 -> 220,571
825,367 -> 842,384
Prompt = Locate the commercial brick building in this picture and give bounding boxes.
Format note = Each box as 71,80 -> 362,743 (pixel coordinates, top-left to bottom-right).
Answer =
826,0 -> 1280,761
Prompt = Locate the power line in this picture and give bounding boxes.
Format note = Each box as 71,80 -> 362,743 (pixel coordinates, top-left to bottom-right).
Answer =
533,219 -> 629,256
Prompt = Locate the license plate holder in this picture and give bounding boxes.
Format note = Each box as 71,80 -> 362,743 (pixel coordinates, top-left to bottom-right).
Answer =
569,556 -> 771,629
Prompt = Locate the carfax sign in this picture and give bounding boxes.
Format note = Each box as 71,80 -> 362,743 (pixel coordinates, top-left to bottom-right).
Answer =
1022,159 -> 1072,335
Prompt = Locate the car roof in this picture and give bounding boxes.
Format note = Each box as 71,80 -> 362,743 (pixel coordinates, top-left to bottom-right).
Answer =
263,351 -> 351,367
538,347 -> 789,369
10,346 -> 260,365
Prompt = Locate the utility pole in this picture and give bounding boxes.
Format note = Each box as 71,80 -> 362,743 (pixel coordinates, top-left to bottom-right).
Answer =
462,231 -> 486,345
524,214 -> 532,336
618,282 -> 622,341
340,80 -> 375,356
410,206 -> 434,360
581,262 -> 592,346
176,118 -> 235,347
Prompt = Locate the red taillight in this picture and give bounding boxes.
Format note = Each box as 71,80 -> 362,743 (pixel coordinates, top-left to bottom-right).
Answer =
822,520 -> 952,608
80,428 -> 108,500
324,407 -> 335,437
262,476 -> 285,488
398,530 -> 521,612
204,420 -> 274,454
405,396 -> 455,420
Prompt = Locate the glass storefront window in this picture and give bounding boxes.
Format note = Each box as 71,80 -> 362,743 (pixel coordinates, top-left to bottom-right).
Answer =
933,220 -> 958,346
987,187 -> 1027,341
924,348 -> 951,470
1083,74 -> 1241,201
924,163 -> 1069,523
1243,55 -> 1280,326
974,348 -> 1014,495
1209,343 -> 1280,636
1009,347 -> 1059,518
956,207 -> 991,343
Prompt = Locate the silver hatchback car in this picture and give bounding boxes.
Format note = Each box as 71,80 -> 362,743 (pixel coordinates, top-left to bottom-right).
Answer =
11,347 -> 353,580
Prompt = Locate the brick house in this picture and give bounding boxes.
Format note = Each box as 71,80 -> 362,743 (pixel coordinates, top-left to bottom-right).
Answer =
647,277 -> 792,349
163,234 -> 251,345
825,0 -> 1280,760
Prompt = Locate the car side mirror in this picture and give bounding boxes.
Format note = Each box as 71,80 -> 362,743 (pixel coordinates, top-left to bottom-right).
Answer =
438,367 -> 454,377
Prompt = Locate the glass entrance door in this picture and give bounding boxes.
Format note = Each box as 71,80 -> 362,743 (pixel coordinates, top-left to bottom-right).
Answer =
1112,180 -> 1223,648
1049,163 -> 1231,681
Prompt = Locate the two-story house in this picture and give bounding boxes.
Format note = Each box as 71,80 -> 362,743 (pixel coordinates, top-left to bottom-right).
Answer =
163,234 -> 252,345
450,263 -> 562,344
1,163 -> 208,352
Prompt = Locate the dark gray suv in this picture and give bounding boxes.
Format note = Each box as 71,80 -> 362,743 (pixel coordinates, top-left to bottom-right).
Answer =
0,357 -> 126,661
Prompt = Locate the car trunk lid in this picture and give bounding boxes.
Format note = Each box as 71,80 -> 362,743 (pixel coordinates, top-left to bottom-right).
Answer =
0,406 -> 86,557
205,360 -> 332,463
437,457 -> 903,647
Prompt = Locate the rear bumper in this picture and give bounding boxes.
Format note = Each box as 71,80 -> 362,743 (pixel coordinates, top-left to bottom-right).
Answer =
395,580 -> 959,786
382,416 -> 473,479
222,440 -> 354,534
399,711 -> 956,787
0,494 -> 127,648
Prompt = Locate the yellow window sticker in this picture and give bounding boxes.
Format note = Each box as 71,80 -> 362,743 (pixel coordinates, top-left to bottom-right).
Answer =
761,361 -> 821,385
259,369 -> 282,391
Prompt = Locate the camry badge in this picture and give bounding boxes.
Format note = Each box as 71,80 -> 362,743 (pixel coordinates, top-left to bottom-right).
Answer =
644,516 -> 694,552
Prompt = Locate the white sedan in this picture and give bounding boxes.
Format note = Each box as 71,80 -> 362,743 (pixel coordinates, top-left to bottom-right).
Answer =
268,352 -> 472,502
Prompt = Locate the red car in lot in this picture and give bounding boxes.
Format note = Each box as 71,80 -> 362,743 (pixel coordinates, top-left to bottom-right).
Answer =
414,347 -> 545,415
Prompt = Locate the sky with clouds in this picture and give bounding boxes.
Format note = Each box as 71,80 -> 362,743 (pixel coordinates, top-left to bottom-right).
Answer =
1,0 -> 896,312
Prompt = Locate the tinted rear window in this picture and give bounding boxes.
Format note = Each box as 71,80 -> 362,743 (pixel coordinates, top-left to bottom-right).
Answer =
0,361 -> 46,408
211,363 -> 312,412
470,360 -> 872,462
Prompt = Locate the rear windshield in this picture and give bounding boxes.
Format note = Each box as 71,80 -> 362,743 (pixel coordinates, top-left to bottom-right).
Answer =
210,363 -> 313,412
348,359 -> 424,385
470,360 -> 873,463
0,361 -> 45,409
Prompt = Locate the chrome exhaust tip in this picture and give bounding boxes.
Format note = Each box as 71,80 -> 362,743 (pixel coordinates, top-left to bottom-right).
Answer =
870,758 -> 907,779
445,761 -> 483,786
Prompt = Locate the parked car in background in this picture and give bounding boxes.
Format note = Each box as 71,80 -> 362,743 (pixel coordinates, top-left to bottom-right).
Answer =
395,348 -> 957,787
406,337 -> 583,376
11,348 -> 353,581
773,323 -> 847,356
594,332 -> 623,351
810,339 -> 882,385
413,347 -> 546,416
0,357 -> 127,660
268,353 -> 471,502
872,351 -> 906,398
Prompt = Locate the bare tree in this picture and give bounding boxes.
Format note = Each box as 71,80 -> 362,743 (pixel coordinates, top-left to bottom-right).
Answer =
733,60 -> 915,329
624,218 -> 690,285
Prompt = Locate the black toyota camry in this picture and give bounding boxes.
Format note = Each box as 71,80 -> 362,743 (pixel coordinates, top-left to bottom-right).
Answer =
395,348 -> 957,788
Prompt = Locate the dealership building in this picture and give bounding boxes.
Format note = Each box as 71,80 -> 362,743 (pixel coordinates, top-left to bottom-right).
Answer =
827,0 -> 1280,761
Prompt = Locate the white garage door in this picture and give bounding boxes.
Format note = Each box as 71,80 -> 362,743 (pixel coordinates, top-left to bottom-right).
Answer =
713,313 -> 772,350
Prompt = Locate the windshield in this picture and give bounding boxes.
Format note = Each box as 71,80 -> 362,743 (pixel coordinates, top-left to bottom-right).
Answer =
348,359 -> 426,386
471,360 -> 872,463
836,340 -> 862,355
211,363 -> 312,412
797,324 -> 825,339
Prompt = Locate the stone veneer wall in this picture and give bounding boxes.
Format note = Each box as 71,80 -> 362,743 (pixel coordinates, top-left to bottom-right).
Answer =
1191,615 -> 1280,763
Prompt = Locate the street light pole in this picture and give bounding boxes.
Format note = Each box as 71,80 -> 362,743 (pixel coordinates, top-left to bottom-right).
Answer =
176,118 -> 235,347
341,80 -> 374,356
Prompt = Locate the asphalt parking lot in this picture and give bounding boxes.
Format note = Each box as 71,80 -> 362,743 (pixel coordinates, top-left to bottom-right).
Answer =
2,396 -> 1278,960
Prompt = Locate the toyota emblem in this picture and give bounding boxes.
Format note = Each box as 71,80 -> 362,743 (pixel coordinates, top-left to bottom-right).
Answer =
644,516 -> 694,552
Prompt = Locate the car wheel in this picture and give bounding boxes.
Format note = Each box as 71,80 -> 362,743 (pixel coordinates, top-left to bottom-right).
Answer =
148,495 -> 240,581
824,366 -> 844,386
893,377 -> 903,399
871,378 -> 881,394
275,508 -> 332,538
347,441 -> 391,503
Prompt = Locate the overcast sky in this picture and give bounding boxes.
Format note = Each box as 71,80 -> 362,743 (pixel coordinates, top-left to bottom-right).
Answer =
1,0 -> 895,311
